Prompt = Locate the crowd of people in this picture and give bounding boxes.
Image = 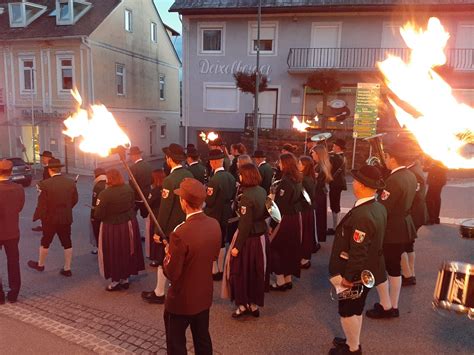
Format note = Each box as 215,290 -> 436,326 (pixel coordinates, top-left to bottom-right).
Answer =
0,137 -> 450,355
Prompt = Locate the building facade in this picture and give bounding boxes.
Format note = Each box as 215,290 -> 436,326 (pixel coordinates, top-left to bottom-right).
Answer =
0,0 -> 181,172
170,0 -> 474,147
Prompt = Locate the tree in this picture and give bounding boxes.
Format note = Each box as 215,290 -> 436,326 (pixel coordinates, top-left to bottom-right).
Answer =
306,70 -> 341,129
233,71 -> 268,95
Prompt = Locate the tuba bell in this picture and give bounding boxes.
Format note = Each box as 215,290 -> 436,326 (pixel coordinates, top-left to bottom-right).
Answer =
330,270 -> 375,301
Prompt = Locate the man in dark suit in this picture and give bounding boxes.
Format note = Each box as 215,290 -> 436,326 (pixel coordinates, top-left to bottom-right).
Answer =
424,158 -> 448,225
186,146 -> 207,184
129,146 -> 153,218
366,142 -> 417,319
32,150 -> 55,232
328,139 -> 347,235
163,178 -> 221,355
90,168 -> 107,254
28,159 -> 78,277
0,160 -> 25,304
253,150 -> 274,194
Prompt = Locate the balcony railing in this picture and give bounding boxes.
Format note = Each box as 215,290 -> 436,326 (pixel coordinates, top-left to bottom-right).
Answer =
287,48 -> 474,71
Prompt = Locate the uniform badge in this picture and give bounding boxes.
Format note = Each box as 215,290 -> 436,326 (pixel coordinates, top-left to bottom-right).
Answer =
162,189 -> 170,199
240,206 -> 247,215
207,187 -> 214,196
148,192 -> 152,199
279,189 -> 285,197
353,229 -> 366,243
416,183 -> 421,192
96,198 -> 101,206
380,189 -> 390,201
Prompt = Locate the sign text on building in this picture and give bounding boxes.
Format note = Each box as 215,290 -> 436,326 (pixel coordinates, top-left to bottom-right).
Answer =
199,59 -> 272,76
353,83 -> 380,139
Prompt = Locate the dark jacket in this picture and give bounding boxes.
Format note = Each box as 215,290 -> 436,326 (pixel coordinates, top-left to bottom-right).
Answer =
163,212 -> 221,315
187,161 -> 207,185
42,167 -> 51,181
302,175 -> 316,211
204,169 -> 236,229
0,180 -> 25,241
229,156 -> 239,181
380,167 -> 417,244
33,174 -> 78,225
329,198 -> 387,285
408,161 -> 429,230
258,162 -> 274,194
425,160 -> 448,187
90,176 -> 107,219
234,185 -> 268,251
157,166 -> 193,237
94,184 -> 135,224
315,164 -> 328,195
129,159 -> 153,201
329,152 -> 347,190
148,185 -> 162,216
274,176 -> 303,216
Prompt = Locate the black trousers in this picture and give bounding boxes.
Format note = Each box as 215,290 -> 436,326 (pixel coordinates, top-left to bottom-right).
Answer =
164,308 -> 212,355
426,183 -> 444,223
41,223 -> 72,249
0,239 -> 21,299
339,286 -> 370,317
329,187 -> 344,213
383,243 -> 406,277
91,219 -> 101,246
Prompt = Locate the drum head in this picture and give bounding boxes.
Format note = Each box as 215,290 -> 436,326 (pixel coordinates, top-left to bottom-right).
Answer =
460,219 -> 474,239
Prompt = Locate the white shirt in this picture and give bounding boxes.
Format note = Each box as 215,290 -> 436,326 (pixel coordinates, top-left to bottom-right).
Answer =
170,165 -> 183,174
214,167 -> 225,173
258,161 -> 267,167
134,158 -> 143,164
390,166 -> 406,175
51,173 -> 61,177
354,196 -> 375,207
189,161 -> 199,166
186,210 -> 203,220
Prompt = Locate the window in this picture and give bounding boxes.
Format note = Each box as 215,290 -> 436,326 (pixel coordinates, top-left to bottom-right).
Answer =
50,138 -> 58,152
57,56 -> 74,92
203,83 -> 239,112
10,4 -> 23,25
151,22 -> 158,43
125,9 -> 132,32
59,1 -> 71,22
19,57 -> 36,93
199,23 -> 225,55
116,64 -> 125,96
160,124 -> 166,138
248,22 -> 278,55
8,2 -> 47,28
55,0 -> 91,25
159,75 -> 165,100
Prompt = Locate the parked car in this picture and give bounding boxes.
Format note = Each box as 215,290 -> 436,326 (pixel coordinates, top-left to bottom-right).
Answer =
3,157 -> 33,187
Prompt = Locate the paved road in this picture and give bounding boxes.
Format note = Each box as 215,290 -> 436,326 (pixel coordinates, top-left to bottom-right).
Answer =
0,175 -> 473,354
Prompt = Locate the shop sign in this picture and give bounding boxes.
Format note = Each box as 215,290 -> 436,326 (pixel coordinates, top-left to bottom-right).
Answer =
20,109 -> 72,120
199,59 -> 272,76
353,83 -> 380,139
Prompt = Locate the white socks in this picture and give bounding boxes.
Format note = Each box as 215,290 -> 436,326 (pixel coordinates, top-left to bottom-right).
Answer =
341,315 -> 361,352
275,274 -> 285,286
400,252 -> 411,277
301,258 -> 310,265
217,248 -> 225,272
376,280 -> 392,310
63,248 -> 73,271
332,212 -> 339,229
388,275 -> 402,309
284,275 -> 292,283
408,252 -> 416,277
154,266 -> 167,297
38,247 -> 49,267
212,261 -> 219,274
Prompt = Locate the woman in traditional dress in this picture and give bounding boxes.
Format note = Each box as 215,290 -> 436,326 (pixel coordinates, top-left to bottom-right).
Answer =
299,156 -> 316,269
146,169 -> 166,267
310,145 -> 333,243
270,153 -> 303,291
224,163 -> 269,318
94,169 -> 145,291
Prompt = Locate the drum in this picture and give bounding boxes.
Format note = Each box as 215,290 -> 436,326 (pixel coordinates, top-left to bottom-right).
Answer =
433,261 -> 474,320
460,219 -> 474,239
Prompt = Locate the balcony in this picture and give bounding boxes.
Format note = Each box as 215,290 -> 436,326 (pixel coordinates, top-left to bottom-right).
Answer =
287,48 -> 474,71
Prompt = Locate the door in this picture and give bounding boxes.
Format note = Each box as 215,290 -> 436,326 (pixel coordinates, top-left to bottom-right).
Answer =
149,124 -> 157,156
381,22 -> 408,63
258,89 -> 278,129
310,23 -> 341,68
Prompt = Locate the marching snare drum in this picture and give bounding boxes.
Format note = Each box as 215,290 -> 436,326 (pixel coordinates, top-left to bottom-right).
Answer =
433,261 -> 474,320
460,219 -> 474,239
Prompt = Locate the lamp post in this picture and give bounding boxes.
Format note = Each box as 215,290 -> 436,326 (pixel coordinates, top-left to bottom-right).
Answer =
253,0 -> 261,152
31,68 -> 36,174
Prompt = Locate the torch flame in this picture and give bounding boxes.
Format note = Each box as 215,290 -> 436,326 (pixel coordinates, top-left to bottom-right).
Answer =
378,17 -> 474,169
63,90 -> 131,157
292,116 -> 310,132
200,131 -> 219,144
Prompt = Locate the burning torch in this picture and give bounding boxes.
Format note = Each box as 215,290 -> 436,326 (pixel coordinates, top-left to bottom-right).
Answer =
292,116 -> 311,154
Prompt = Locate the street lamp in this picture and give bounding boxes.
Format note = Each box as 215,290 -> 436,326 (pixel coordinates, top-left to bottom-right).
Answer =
253,0 -> 261,152
30,67 -> 36,174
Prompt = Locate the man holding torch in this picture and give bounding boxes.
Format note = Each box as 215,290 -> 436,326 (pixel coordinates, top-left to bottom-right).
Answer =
128,146 -> 153,219
141,144 -> 193,304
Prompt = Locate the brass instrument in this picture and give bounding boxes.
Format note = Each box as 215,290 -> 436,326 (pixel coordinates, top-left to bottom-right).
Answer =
363,133 -> 387,169
330,270 -> 376,301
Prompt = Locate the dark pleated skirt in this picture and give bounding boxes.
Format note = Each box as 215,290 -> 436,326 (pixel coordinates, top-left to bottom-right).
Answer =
270,214 -> 302,278
315,191 -> 328,242
301,209 -> 316,259
99,217 -> 145,282
230,234 -> 269,307
146,216 -> 165,262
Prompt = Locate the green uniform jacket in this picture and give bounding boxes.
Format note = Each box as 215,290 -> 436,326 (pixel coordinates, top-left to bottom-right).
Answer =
187,162 -> 207,185
33,174 -> 78,225
258,162 -> 274,194
129,159 -> 153,201
329,198 -> 387,285
329,152 -> 347,190
94,184 -> 135,224
408,161 -> 428,230
157,166 -> 193,237
302,175 -> 316,211
271,176 -> 303,228
204,169 -> 236,229
90,177 -> 106,219
234,185 -> 268,251
380,167 -> 417,244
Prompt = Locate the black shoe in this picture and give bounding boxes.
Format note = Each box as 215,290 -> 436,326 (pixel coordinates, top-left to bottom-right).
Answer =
232,307 -> 250,319
333,337 -> 347,347
7,292 -> 18,303
327,228 -> 336,235
251,308 -> 260,318
366,303 -> 399,319
0,292 -> 5,305
434,218 -> 440,224
270,283 -> 288,292
106,283 -> 122,292
286,282 -> 293,290
27,260 -> 45,272
402,276 -> 416,286
301,261 -> 311,270
120,282 -> 130,290
60,269 -> 72,277
149,261 -> 159,267
32,226 -> 43,232
91,249 -> 98,255
212,272 -> 223,281
329,344 -> 362,354
313,243 -> 321,253
141,291 -> 165,304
